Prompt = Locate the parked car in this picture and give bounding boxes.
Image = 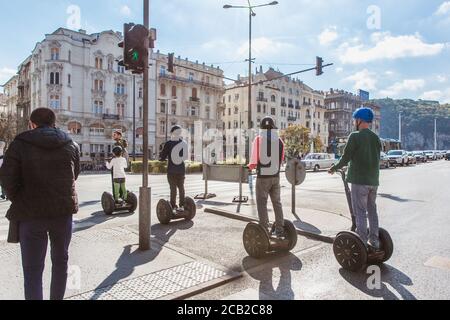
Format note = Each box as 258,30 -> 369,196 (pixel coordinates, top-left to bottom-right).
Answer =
413,151 -> 427,163
302,153 -> 336,172
387,150 -> 409,166
406,152 -> 417,165
446,151 -> 450,161
424,150 -> 437,161
380,152 -> 391,169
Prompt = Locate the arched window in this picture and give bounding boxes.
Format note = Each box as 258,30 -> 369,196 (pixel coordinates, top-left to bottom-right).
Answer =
192,88 -> 198,99
51,48 -> 60,60
68,122 -> 82,135
117,103 -> 125,117
160,83 -> 166,96
234,107 -> 238,115
89,124 -> 105,136
271,95 -> 276,102
171,86 -> 177,98
95,57 -> 103,69
171,102 -> 177,115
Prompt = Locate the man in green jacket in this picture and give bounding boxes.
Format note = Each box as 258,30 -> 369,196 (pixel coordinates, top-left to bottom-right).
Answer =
329,107 -> 382,250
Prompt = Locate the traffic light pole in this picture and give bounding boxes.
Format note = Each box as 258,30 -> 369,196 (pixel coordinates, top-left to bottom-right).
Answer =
139,0 -> 151,251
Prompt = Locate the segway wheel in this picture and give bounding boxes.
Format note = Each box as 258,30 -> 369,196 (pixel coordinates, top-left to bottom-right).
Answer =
157,200 -> 173,225
243,223 -> 270,259
101,192 -> 115,216
284,220 -> 298,251
184,197 -> 196,221
126,192 -> 138,213
371,228 -> 394,264
333,231 -> 368,272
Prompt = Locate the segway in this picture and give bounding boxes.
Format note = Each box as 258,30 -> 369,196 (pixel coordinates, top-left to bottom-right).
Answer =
332,170 -> 394,272
156,197 -> 196,225
101,169 -> 138,216
243,220 -> 298,259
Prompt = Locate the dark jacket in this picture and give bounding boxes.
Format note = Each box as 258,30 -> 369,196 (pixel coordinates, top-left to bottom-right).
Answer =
0,127 -> 80,222
159,139 -> 188,175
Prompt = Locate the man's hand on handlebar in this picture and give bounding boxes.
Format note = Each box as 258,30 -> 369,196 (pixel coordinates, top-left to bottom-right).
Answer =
328,168 -> 336,175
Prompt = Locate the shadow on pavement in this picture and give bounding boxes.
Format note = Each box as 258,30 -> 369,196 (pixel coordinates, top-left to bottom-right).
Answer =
242,253 -> 303,300
91,220 -> 195,300
73,211 -> 135,233
378,194 -> 424,203
90,244 -> 159,300
339,264 -> 416,300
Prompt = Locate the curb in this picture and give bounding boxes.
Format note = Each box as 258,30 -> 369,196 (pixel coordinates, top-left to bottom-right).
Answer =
204,207 -> 336,244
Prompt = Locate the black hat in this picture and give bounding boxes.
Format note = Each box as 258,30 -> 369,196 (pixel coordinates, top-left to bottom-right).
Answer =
171,125 -> 182,133
112,146 -> 123,156
260,117 -> 277,130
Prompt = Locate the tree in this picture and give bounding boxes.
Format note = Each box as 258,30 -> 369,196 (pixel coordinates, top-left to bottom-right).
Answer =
312,136 -> 324,153
281,125 -> 311,158
0,113 -> 18,147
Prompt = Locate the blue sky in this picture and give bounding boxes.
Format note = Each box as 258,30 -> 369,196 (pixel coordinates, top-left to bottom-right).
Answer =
1,0 -> 449,103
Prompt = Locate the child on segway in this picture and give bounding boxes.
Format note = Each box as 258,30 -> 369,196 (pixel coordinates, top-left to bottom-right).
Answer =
159,125 -> 188,213
248,117 -> 286,239
106,146 -> 128,204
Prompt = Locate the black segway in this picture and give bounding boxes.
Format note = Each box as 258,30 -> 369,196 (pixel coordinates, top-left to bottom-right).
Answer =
243,220 -> 298,259
101,163 -> 138,216
332,170 -> 394,272
156,197 -> 196,225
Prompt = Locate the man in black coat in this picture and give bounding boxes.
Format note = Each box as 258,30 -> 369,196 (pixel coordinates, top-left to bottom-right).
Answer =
0,108 -> 80,300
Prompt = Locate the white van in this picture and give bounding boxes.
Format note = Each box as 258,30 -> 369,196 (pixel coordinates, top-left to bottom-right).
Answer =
302,153 -> 336,172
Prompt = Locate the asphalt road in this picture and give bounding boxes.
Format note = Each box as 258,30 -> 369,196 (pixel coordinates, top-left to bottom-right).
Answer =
0,160 -> 449,300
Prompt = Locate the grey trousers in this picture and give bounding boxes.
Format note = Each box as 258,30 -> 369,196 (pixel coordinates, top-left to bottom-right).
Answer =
351,184 -> 380,248
256,176 -> 284,232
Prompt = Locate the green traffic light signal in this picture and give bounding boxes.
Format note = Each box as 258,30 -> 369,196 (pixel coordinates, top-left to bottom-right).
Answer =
132,51 -> 139,61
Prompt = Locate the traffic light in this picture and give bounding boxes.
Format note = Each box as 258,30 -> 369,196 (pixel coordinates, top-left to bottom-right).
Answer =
168,53 -> 175,73
118,23 -> 149,74
316,56 -> 324,76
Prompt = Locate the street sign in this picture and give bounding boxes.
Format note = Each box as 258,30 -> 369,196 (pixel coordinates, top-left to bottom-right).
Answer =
285,159 -> 306,186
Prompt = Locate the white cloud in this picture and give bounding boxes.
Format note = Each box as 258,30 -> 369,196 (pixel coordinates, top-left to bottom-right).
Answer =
343,69 -> 378,91
0,67 -> 17,86
335,67 -> 343,74
120,5 -> 131,17
237,37 -> 295,59
420,89 -> 450,103
318,26 -> 338,45
339,32 -> 446,64
435,2 -> 450,15
379,79 -> 425,97
437,75 -> 447,83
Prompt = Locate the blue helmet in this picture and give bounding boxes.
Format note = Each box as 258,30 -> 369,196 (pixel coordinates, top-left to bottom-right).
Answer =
353,107 -> 374,123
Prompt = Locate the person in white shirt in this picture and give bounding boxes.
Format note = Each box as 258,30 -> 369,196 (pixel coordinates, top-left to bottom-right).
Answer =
105,146 -> 128,203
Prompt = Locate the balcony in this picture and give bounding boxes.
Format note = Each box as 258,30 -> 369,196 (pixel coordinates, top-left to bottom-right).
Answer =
288,104 -> 294,109
102,114 -> 121,121
306,114 -> 312,119
295,105 -> 301,110
91,89 -> 106,98
287,116 -> 297,122
303,102 -> 312,106
189,97 -> 200,102
256,97 -> 268,102
281,102 -> 287,107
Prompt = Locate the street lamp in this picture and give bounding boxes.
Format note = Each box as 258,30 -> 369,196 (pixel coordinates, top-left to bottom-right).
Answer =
223,0 -> 279,163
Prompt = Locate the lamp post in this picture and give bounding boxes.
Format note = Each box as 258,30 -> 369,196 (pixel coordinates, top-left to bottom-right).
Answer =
224,1 -> 278,162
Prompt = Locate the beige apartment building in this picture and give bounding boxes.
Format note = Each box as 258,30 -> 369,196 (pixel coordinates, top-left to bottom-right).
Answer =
222,67 -> 329,158
153,51 -> 226,160
2,75 -> 18,116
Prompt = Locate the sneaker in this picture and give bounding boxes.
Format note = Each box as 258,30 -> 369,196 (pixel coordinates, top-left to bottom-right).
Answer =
367,245 -> 385,260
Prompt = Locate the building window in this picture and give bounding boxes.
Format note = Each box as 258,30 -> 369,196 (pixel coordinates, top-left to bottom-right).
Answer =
160,83 -> 166,96
257,104 -> 261,113
189,72 -> 194,81
171,86 -> 177,98
117,103 -> 125,117
192,88 -> 198,99
118,65 -> 125,73
228,108 -> 231,116
90,144 -> 105,153
49,95 -> 60,109
234,107 -> 238,115
95,57 -> 103,69
263,104 -> 266,114
206,107 -> 211,119
50,72 -> 60,85
139,106 -> 143,119
89,125 -> 105,136
68,74 -> 71,86
136,127 -> 144,139
93,100 -> 103,114
108,58 -> 114,71
51,48 -> 60,61
94,79 -> 104,91
116,83 -> 125,95
68,50 -> 71,62
139,87 -> 143,98
68,96 -> 71,111
160,120 -> 166,135
205,94 -> 210,104
160,102 -> 166,114
271,95 -> 276,102
235,94 -> 240,101
171,103 -> 177,115
160,66 -> 166,76
271,108 -> 276,116
68,121 -> 81,135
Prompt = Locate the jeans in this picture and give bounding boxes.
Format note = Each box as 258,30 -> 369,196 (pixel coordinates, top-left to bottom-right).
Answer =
168,174 -> 185,208
256,176 -> 285,233
19,215 -> 73,300
351,184 -> 380,248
